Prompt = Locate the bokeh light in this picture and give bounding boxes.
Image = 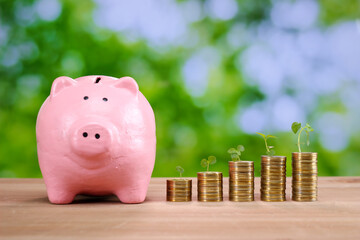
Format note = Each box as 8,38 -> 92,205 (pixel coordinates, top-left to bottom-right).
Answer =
1,0 -> 360,178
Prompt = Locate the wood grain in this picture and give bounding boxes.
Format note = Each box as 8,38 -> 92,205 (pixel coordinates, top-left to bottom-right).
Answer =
1,177 -> 360,240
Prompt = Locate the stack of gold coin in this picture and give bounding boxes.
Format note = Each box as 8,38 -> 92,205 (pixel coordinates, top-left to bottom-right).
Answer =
197,172 -> 223,202
292,152 -> 318,202
261,156 -> 287,202
166,179 -> 192,202
229,161 -> 254,202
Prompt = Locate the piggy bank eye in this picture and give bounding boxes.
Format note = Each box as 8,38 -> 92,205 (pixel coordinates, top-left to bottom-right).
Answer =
84,96 -> 89,100
102,97 -> 108,102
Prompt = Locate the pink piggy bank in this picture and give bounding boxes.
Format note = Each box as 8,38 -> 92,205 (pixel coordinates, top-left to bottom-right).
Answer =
36,75 -> 156,204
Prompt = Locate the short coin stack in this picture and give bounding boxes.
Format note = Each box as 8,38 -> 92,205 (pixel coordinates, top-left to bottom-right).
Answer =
166,179 -> 192,202
292,152 -> 318,201
261,156 -> 287,202
197,172 -> 223,202
229,161 -> 254,202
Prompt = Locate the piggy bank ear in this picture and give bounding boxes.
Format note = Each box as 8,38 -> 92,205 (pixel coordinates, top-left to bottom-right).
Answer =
112,77 -> 139,96
50,76 -> 76,98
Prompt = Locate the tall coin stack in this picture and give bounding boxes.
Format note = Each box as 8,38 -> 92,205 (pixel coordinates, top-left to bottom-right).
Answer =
197,172 -> 223,202
261,156 -> 287,202
229,161 -> 254,202
292,152 -> 318,201
166,179 -> 192,202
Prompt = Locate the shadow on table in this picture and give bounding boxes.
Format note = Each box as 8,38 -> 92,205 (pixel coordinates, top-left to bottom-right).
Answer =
28,194 -> 151,205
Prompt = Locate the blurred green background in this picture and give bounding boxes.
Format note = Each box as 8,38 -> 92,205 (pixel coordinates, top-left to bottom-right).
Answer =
1,0 -> 360,178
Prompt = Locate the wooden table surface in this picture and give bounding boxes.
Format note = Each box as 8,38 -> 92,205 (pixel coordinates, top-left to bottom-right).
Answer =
1,177 -> 360,240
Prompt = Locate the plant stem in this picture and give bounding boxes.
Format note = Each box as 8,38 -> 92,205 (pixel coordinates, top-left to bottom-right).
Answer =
297,127 -> 305,153
180,172 -> 182,178
207,162 -> 209,172
264,137 -> 270,154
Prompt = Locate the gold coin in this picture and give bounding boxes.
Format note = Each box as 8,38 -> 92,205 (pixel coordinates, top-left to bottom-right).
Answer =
293,176 -> 317,180
166,179 -> 192,202
292,188 -> 317,192
197,172 -> 223,202
261,179 -> 286,182
197,172 -> 222,178
198,198 -> 223,202
230,188 -> 254,192
230,180 -> 254,184
291,152 -> 318,201
260,197 -> 286,202
228,161 -> 254,202
230,173 -> 254,176
292,152 -> 317,159
167,197 -> 192,202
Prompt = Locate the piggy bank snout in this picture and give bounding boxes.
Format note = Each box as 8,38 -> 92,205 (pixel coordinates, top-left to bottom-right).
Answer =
71,123 -> 113,157
80,124 -> 109,141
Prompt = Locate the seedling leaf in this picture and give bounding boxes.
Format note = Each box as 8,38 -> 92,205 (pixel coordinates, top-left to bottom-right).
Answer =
292,122 -> 301,134
306,123 -> 314,132
176,166 -> 184,174
237,145 -> 245,152
231,153 -> 239,160
256,132 -> 266,138
227,148 -> 237,154
176,166 -> 184,177
267,135 -> 277,139
209,156 -> 216,165
200,159 -> 207,168
257,132 -> 277,156
269,149 -> 275,156
292,122 -> 314,152
228,145 -> 245,161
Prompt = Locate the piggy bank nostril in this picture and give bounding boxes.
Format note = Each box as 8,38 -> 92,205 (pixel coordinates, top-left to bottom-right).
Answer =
83,132 -> 88,138
95,133 -> 100,139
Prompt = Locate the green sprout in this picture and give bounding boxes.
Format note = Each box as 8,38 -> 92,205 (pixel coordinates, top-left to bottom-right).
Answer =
256,132 -> 277,156
227,145 -> 245,161
176,166 -> 184,178
291,122 -> 314,153
200,156 -> 216,172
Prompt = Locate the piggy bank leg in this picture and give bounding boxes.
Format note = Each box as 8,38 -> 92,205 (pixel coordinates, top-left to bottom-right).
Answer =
115,183 -> 148,204
47,186 -> 77,204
